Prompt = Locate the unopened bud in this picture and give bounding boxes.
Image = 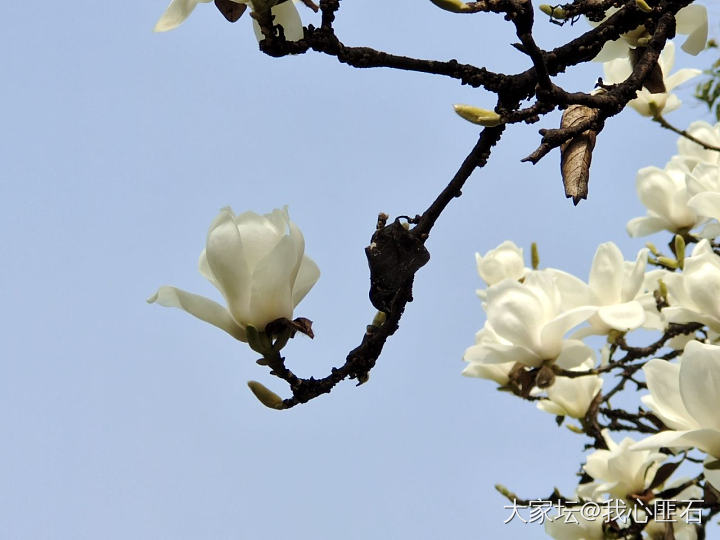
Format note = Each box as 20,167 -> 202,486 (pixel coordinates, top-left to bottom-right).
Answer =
539,4 -> 568,19
247,381 -> 285,410
674,235 -> 686,269
645,242 -> 660,256
428,0 -> 471,13
657,256 -> 678,269
635,0 -> 652,13
531,242 -> 540,270
453,104 -> 504,127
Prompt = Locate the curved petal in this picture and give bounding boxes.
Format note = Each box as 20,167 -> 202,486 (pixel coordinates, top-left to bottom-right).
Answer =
147,286 -> 247,341
555,339 -> 595,369
680,341 -> 720,431
643,358 -> 697,430
631,429 -> 720,456
248,234 -> 298,329
544,268 -> 593,310
154,0 -> 210,32
688,192 -> 720,221
626,215 -> 670,237
539,306 -> 597,357
593,39 -> 629,63
291,255 -> 320,307
596,301 -> 646,331
205,208 -> 252,323
589,242 -> 624,303
665,68 -> 702,91
676,4 -> 708,55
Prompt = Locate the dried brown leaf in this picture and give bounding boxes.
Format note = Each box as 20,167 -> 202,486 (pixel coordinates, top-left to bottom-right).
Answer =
560,105 -> 598,205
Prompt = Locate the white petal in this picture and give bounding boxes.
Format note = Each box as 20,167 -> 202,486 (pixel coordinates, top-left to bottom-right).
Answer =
154,0 -> 211,32
665,68 -> 702,91
632,429 -> 720,456
679,341 -> 720,431
626,216 -> 670,237
677,4 -> 708,55
248,234 -> 299,329
593,39 -> 629,63
596,301 -> 646,331
292,255 -> 320,307
589,242 -> 624,302
147,286 -> 246,341
688,192 -> 720,221
205,208 -> 253,324
643,359 -> 697,430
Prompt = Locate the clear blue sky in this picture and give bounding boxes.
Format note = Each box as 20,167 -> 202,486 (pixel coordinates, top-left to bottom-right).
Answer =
1,2 -> 717,539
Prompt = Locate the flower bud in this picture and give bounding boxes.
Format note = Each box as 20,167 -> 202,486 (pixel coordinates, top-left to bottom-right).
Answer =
247,381 -> 285,410
635,0 -> 652,13
453,104 -> 504,127
539,4 -> 568,19
674,234 -> 686,269
428,0 -> 471,13
531,242 -> 540,270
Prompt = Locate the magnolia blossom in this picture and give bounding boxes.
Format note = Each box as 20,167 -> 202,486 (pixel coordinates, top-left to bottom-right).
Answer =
633,340 -> 720,490
675,121 -> 720,170
536,359 -> 603,419
464,271 -> 596,369
148,206 -> 320,342
474,240 -> 528,299
603,42 -> 701,117
578,430 -> 666,500
462,326 -> 515,384
154,0 -> 303,42
551,243 -> 650,336
662,240 -> 720,332
626,161 -> 702,237
591,5 -> 707,62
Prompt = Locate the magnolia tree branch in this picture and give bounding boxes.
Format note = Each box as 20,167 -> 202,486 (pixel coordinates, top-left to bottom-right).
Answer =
239,0 -> 704,408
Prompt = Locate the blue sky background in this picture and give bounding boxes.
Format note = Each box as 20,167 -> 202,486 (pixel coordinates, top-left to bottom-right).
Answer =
2,2 -> 718,539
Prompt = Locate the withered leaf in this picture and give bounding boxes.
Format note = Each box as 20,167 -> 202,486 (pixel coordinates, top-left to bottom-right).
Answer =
214,0 -> 247,22
560,105 -> 598,205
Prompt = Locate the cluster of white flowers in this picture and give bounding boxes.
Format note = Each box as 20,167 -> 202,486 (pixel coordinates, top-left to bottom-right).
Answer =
464,123 -> 720,537
628,122 -> 720,238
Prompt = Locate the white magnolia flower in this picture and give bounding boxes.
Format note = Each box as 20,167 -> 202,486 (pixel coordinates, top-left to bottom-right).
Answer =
591,5 -> 707,62
474,240 -> 528,299
579,430 -> 666,500
603,42 -> 701,117
626,161 -> 702,237
537,358 -> 603,419
633,340 -> 720,490
148,206 -> 320,342
550,243 -> 649,336
544,513 -> 604,540
462,326 -> 515,384
675,121 -> 720,170
662,240 -> 720,332
464,271 -> 596,369
154,0 -> 303,42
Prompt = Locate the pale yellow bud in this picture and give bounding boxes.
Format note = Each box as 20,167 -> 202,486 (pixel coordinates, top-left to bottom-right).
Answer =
539,4 -> 568,19
453,104 -> 504,127
247,381 -> 285,410
635,0 -> 652,13
674,234 -> 686,269
531,242 -> 540,270
428,0 -> 471,13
